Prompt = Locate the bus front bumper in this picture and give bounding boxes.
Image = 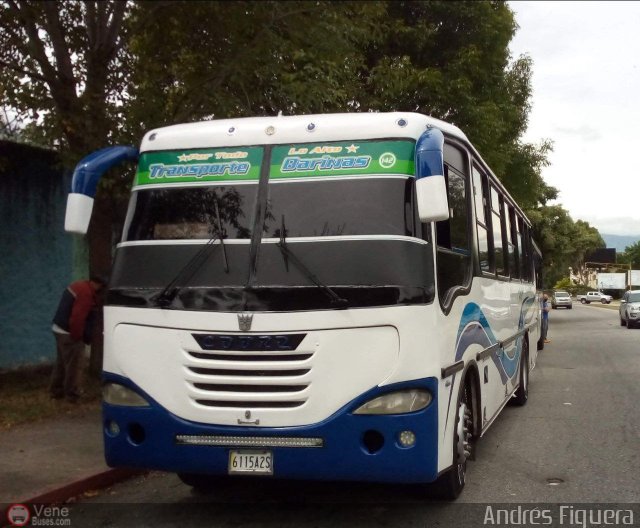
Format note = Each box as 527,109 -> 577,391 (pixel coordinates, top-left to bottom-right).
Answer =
102,373 -> 440,484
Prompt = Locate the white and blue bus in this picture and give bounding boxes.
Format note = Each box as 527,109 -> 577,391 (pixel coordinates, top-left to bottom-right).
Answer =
65,112 -> 541,499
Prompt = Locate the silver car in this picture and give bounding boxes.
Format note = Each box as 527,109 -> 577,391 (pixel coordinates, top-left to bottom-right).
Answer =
552,290 -> 573,309
620,290 -> 640,329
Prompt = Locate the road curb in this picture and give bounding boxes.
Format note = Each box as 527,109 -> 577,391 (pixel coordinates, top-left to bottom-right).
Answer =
580,302 -> 620,310
19,467 -> 147,505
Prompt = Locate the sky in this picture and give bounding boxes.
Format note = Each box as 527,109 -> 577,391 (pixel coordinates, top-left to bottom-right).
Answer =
508,1 -> 640,236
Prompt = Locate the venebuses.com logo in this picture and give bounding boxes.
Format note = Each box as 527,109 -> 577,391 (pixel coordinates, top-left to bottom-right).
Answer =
6,504 -> 30,527
5,503 -> 71,526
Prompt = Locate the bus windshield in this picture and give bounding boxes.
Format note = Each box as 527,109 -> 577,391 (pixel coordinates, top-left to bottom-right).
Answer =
112,176 -> 433,311
124,177 -> 415,241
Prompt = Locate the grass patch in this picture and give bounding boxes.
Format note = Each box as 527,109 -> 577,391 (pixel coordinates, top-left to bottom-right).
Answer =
0,364 -> 101,430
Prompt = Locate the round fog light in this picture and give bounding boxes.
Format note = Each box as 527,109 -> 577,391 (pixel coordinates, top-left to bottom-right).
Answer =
107,420 -> 120,436
398,430 -> 416,447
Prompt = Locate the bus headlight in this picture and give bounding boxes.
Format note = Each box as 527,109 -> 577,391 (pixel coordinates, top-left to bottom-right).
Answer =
353,389 -> 432,415
103,383 -> 150,407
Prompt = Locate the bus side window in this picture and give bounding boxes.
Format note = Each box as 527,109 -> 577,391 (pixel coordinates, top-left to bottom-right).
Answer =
472,165 -> 492,274
507,206 -> 519,279
435,154 -> 471,306
534,243 -> 543,289
490,186 -> 506,276
518,219 -> 528,282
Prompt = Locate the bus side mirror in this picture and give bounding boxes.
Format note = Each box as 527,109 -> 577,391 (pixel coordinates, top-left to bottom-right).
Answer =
416,176 -> 449,223
65,193 -> 94,234
64,146 -> 139,235
415,127 -> 449,223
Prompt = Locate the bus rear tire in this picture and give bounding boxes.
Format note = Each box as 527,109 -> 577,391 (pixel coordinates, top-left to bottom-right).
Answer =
432,379 -> 473,500
512,342 -> 529,406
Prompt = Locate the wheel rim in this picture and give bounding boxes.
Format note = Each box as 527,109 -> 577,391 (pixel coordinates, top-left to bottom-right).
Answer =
455,395 -> 472,485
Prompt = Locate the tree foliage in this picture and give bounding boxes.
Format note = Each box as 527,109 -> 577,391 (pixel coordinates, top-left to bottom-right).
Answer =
0,0 -> 597,283
553,277 -> 589,297
528,206 -> 605,287
121,1 -> 382,140
618,241 -> 640,269
0,1 -> 128,157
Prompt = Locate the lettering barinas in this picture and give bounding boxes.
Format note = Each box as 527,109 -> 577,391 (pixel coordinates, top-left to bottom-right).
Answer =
281,155 -> 371,172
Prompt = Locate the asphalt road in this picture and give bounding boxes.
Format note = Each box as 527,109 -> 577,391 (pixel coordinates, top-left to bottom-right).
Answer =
67,303 -> 640,527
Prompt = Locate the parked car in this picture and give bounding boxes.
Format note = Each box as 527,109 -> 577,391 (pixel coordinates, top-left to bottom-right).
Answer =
620,290 -> 640,328
552,290 -> 573,309
577,291 -> 613,304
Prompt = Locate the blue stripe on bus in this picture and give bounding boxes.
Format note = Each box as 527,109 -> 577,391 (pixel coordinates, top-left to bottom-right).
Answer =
455,298 -> 535,384
102,373 -> 440,484
415,127 -> 444,179
71,146 -> 138,197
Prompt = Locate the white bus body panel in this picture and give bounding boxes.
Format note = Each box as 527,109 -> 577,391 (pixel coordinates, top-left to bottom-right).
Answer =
434,277 -> 539,473
104,305 -> 443,428
140,112 -> 467,152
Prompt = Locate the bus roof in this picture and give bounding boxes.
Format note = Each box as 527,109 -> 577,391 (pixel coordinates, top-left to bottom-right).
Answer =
138,111 -> 531,228
139,112 -> 468,152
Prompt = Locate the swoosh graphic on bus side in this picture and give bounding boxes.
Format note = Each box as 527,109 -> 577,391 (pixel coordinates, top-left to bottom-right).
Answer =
455,297 -> 537,381
444,297 -> 535,440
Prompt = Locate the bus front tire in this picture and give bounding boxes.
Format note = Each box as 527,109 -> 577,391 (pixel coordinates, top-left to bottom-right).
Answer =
432,379 -> 473,500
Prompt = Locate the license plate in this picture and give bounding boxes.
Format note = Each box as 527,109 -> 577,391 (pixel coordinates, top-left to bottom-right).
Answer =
228,450 -> 273,475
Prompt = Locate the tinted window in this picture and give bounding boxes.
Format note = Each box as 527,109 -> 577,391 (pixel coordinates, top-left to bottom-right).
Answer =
472,165 -> 492,273
506,205 -> 517,279
472,167 -> 485,225
436,159 -> 471,305
628,292 -> 640,302
124,185 -> 257,241
490,186 -> 505,276
262,178 -> 414,238
478,226 -> 490,272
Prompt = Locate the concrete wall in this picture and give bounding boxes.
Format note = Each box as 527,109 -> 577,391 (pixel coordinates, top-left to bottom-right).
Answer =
0,141 -> 72,369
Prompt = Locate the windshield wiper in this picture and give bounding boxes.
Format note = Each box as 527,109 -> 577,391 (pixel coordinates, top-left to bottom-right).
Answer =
213,197 -> 229,273
276,215 -> 349,309
154,196 -> 229,308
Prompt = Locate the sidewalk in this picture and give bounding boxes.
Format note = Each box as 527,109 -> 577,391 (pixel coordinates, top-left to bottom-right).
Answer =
0,404 -> 141,506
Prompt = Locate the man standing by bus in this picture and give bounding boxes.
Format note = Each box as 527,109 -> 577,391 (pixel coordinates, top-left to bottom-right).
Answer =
49,276 -> 106,402
542,293 -> 551,344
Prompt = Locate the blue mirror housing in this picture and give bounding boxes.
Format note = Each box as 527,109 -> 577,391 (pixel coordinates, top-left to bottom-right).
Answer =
65,146 -> 138,234
415,128 -> 449,223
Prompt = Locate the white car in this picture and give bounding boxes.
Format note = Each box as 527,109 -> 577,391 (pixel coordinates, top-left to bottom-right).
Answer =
620,290 -> 640,329
552,291 -> 573,309
578,291 -> 613,304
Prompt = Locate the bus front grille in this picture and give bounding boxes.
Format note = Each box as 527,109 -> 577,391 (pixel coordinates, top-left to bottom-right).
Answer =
184,334 -> 314,410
